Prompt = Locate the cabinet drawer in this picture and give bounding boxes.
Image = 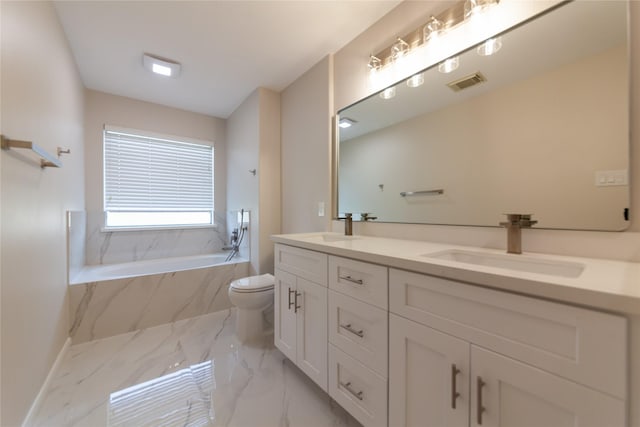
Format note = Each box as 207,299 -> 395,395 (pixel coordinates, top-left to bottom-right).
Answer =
329,344 -> 387,427
329,290 -> 388,377
389,269 -> 627,399
274,244 -> 327,286
329,256 -> 388,309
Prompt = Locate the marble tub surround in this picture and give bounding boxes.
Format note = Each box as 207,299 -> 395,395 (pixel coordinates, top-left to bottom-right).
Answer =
84,210 -> 231,265
67,210 -> 87,281
69,259 -> 249,343
29,310 -> 360,427
271,232 -> 640,315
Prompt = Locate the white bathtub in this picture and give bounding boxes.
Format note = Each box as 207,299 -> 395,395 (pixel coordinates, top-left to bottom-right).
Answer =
70,253 -> 247,285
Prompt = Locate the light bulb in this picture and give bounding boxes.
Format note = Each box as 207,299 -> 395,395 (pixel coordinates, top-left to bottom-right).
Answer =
438,56 -> 459,74
423,16 -> 443,43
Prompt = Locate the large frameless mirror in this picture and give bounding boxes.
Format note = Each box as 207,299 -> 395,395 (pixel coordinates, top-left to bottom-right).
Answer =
336,1 -> 629,230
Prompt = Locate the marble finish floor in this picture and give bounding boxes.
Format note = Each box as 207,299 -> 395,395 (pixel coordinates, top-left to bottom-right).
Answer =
30,309 -> 361,427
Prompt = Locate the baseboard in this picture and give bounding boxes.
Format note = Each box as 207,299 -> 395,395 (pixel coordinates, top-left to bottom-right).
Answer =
22,337 -> 71,427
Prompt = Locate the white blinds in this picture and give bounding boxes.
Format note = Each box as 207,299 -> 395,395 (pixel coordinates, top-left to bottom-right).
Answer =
104,128 -> 214,227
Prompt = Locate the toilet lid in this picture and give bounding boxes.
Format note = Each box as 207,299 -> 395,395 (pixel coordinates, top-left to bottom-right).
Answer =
230,273 -> 275,293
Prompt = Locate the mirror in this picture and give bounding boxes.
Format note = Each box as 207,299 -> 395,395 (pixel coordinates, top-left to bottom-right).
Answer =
336,1 -> 629,231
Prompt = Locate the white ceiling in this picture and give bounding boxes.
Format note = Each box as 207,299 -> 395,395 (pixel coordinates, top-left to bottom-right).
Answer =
53,1 -> 401,119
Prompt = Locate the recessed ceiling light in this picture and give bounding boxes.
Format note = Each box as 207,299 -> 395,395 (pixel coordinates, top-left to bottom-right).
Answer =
143,53 -> 181,78
339,117 -> 357,128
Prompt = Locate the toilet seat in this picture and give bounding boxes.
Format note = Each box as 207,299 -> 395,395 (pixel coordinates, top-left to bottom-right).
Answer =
230,273 -> 275,293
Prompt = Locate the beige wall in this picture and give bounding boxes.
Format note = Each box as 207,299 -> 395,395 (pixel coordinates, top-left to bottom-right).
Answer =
0,1 -> 85,425
340,46 -> 628,230
227,88 -> 281,274
282,1 -> 640,425
84,89 -> 226,219
281,55 -> 333,234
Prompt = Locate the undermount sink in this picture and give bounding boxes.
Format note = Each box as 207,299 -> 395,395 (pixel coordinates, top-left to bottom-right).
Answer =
424,249 -> 585,278
302,233 -> 362,243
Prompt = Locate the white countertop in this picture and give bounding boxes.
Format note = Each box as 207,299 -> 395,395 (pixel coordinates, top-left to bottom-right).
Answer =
271,232 -> 640,315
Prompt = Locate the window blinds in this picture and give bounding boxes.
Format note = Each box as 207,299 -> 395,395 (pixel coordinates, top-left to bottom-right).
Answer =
104,129 -> 214,227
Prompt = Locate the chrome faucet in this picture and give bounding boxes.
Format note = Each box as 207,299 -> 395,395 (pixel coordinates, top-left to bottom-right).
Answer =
499,214 -> 537,254
338,213 -> 353,236
361,213 -> 377,221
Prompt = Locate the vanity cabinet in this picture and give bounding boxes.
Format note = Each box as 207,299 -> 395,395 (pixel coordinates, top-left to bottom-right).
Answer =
274,244 -> 328,391
389,269 -> 627,427
327,256 -> 389,427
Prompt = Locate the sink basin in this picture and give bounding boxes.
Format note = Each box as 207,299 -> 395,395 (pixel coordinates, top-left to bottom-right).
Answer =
424,249 -> 585,278
301,233 -> 362,243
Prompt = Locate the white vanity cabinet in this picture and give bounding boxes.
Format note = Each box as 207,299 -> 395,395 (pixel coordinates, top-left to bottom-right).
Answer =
327,256 -> 389,427
389,269 -> 627,427
274,244 -> 328,391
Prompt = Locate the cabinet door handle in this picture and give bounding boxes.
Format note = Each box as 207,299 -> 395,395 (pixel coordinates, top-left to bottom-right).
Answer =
339,323 -> 364,338
451,364 -> 461,409
294,291 -> 301,313
288,287 -> 295,310
339,275 -> 364,285
477,376 -> 485,425
339,381 -> 364,401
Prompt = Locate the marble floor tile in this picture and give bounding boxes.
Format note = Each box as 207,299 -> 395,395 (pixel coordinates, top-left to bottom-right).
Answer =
30,309 -> 361,427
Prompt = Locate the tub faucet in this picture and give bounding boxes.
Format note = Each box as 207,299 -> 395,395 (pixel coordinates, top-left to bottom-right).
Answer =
338,213 -> 353,236
499,214 -> 537,254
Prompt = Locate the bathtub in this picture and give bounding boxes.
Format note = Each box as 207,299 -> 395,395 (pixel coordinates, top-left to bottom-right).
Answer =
68,253 -> 249,343
70,253 -> 246,285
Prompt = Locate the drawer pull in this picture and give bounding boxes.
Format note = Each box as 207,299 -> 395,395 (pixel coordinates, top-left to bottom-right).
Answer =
339,323 -> 364,338
339,381 -> 364,401
451,364 -> 460,409
339,275 -> 364,285
288,288 -> 295,310
294,291 -> 301,313
477,376 -> 485,425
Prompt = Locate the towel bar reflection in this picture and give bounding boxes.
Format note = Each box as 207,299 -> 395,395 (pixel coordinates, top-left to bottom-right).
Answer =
1,135 -> 62,168
400,189 -> 444,197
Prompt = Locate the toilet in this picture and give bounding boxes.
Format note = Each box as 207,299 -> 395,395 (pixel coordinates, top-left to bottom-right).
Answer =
228,273 -> 275,342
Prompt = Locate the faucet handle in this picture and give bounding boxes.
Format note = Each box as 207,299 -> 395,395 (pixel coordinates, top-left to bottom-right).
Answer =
500,213 -> 537,227
338,212 -> 353,220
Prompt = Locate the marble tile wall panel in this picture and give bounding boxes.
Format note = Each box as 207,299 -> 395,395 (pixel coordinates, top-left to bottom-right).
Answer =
67,210 -> 86,283
68,260 -> 249,343
85,211 -> 231,265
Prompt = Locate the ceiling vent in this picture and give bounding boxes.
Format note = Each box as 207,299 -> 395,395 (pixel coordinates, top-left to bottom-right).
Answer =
447,72 -> 487,92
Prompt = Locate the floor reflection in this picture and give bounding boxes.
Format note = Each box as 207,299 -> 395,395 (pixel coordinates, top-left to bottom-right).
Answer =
108,360 -> 215,426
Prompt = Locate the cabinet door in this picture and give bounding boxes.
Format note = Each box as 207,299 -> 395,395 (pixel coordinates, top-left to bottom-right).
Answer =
274,269 -> 297,362
296,277 -> 328,391
389,314 -> 470,427
470,346 -> 625,427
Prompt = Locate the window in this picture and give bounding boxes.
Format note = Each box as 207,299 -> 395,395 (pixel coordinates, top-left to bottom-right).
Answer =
103,127 -> 214,229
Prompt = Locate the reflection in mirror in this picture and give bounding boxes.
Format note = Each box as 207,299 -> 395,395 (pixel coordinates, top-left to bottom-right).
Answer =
337,1 -> 629,231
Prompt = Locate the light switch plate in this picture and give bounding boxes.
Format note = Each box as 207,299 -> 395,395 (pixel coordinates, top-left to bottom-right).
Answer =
595,169 -> 628,187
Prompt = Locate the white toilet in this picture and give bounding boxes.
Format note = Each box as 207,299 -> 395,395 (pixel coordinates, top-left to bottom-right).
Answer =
228,273 -> 275,342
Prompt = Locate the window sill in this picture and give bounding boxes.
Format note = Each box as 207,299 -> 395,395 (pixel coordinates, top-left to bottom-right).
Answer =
101,224 -> 218,233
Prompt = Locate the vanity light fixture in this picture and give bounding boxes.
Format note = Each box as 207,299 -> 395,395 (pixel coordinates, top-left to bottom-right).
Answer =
406,73 -> 425,88
464,0 -> 500,19
423,16 -> 444,43
338,117 -> 357,129
367,54 -> 382,84
379,87 -> 396,100
477,36 -> 503,56
391,38 -> 410,62
368,54 -> 382,71
143,53 -> 181,78
438,56 -> 460,73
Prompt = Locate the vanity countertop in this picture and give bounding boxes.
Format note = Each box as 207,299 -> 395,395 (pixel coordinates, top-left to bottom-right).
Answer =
271,232 -> 640,315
